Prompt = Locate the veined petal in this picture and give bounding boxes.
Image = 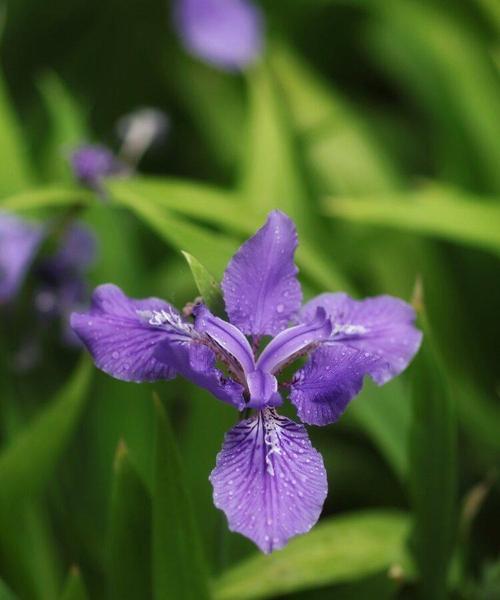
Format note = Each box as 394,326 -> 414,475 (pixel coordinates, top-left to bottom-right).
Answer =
290,345 -> 380,426
71,284 -> 186,382
210,408 -> 327,553
194,304 -> 255,375
0,213 -> 44,304
154,341 -> 245,409
301,293 -> 422,385
256,307 -> 332,374
222,210 -> 302,337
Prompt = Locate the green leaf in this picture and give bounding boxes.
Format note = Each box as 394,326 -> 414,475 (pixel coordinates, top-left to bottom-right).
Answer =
0,69 -> 34,194
37,72 -> 87,183
409,312 -> 458,600
269,42 -> 401,194
0,577 -> 19,599
213,510 -> 410,600
0,186 -> 94,212
348,378 -> 410,481
109,182 -> 239,279
59,567 -> 88,600
182,252 -> 225,316
0,357 -> 92,505
108,440 -> 152,600
153,397 -> 211,600
323,184 -> 500,256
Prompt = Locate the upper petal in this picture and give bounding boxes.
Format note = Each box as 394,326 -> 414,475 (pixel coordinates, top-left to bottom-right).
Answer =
0,213 -> 44,304
70,284 -> 184,382
210,408 -> 327,553
301,292 -> 422,385
174,0 -> 263,71
155,341 -> 245,409
290,345 -> 380,426
222,211 -> 302,336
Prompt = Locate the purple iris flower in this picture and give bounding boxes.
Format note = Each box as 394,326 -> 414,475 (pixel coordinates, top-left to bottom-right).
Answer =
0,213 -> 44,305
174,0 -> 263,71
70,144 -> 125,189
71,211 -> 422,553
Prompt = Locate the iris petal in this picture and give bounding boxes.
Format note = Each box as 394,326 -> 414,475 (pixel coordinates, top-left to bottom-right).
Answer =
210,408 -> 327,553
301,292 -> 422,385
222,210 -> 302,337
71,284 -> 183,382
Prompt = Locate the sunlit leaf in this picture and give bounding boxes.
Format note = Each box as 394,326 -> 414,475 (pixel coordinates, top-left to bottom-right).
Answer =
153,397 -> 210,600
323,184 -> 500,256
0,186 -> 93,212
213,511 -> 410,600
108,441 -> 152,600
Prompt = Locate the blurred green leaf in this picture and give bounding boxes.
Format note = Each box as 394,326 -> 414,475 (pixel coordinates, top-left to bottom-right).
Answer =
213,510 -> 410,600
153,397 -> 211,600
59,566 -> 88,600
324,184 -> 500,256
269,43 -> 402,194
370,1 -> 500,191
0,501 -> 61,600
348,379 -> 410,481
37,72 -> 87,182
182,251 -> 225,315
0,577 -> 18,599
110,182 -> 238,278
0,186 -> 93,211
409,313 -> 458,600
108,440 -> 152,600
0,71 -> 34,194
0,357 -> 92,505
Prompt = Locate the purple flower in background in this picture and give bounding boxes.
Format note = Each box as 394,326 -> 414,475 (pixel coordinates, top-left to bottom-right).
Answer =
0,213 -> 44,305
71,211 -> 422,553
174,0 -> 263,71
70,144 -> 125,189
36,225 -> 96,345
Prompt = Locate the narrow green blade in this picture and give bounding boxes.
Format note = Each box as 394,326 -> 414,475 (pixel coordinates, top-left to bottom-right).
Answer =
182,252 -> 225,316
59,567 -> 88,600
152,397 -> 211,600
108,441 -> 152,600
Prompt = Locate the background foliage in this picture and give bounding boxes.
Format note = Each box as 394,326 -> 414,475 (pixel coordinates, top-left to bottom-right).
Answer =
1,0 -> 500,598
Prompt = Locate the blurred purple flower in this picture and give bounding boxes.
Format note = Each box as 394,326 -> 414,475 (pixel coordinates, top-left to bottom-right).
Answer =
36,225 -> 96,345
174,0 -> 263,71
71,210 -> 422,553
70,144 -> 125,189
0,213 -> 44,305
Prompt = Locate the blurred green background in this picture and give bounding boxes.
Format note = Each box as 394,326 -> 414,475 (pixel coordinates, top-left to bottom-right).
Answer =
1,0 -> 500,598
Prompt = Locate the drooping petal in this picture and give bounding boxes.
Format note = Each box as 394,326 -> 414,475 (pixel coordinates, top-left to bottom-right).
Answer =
290,345 -> 381,426
154,341 -> 245,409
222,211 -> 302,336
71,284 -> 186,382
257,307 -> 332,374
301,293 -> 422,385
194,304 -> 255,375
210,408 -> 327,553
174,0 -> 263,72
0,213 -> 44,304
